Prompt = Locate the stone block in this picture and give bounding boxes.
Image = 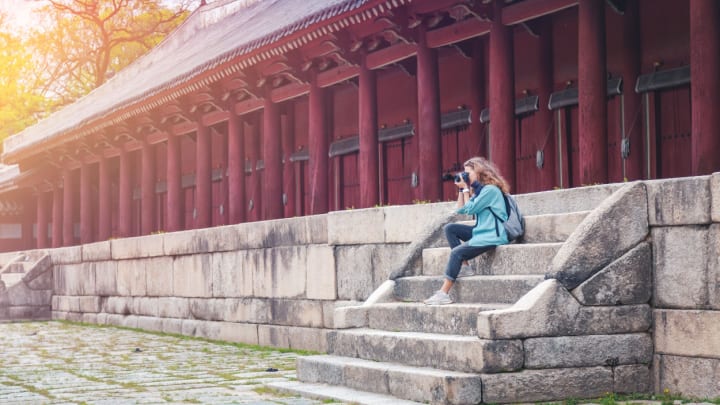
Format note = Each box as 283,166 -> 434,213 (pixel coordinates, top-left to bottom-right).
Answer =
145,256 -> 173,297
94,261 -> 118,296
523,211 -> 590,244
710,224 -> 720,309
78,296 -> 101,313
63,311 -> 83,322
524,333 -> 652,369
547,182 -> 649,289
371,244 -> 408,285
654,354 -> 720,398
477,280 -> 651,339
50,246 -> 82,265
572,242 -> 652,305
188,298 -> 223,321
111,234 -> 164,259
95,312 -> 108,324
24,255 -> 52,286
51,311 -> 66,321
136,316 -> 163,333
216,322 -> 259,345
82,313 -> 98,324
481,366 -> 613,403
321,301 -> 358,329
328,208 -> 385,245
297,356 -> 345,385
54,264 -> 96,296
26,272 -> 52,291
156,297 -> 191,319
383,202 -> 456,243
305,215 -> 328,244
120,315 -> 139,328
646,176 -> 712,225
286,325 -> 328,352
258,324 -> 290,349
655,309 -> 720,358
116,259 -> 147,297
516,183 -> 622,216
102,296 -> 132,315
105,314 -> 125,326
262,216 -> 311,247
163,229 -> 200,256
653,226 -> 709,308
614,364 -> 651,394
211,251 -> 252,298
5,282 -> 51,306
173,254 -> 213,297
253,247 -> 306,299
306,245 -> 336,300
132,297 -> 159,317
336,245 -> 374,301
269,299 -> 324,328
236,222 -> 267,250
221,298 -> 271,323
387,365 -> 482,405
82,241 -> 111,262
162,318 -> 183,335
712,173 -> 720,222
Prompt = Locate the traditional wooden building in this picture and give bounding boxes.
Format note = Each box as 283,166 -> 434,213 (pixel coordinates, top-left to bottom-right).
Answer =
0,0 -> 718,252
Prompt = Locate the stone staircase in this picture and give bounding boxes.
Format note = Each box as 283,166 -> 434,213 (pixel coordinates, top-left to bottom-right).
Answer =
269,184 -> 650,404
0,252 -> 53,321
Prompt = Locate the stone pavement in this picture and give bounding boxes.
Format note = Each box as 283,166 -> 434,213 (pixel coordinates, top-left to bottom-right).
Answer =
0,321 -> 342,404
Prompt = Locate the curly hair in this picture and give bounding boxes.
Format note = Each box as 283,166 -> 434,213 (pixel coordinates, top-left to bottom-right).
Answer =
463,157 -> 510,194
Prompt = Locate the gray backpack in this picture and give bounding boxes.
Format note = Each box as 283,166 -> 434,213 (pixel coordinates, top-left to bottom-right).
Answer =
490,194 -> 525,242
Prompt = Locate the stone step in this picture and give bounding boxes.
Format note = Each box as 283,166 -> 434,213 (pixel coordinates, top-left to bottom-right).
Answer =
514,183 -> 622,215
294,355 -> 482,405
0,273 -> 24,287
328,328 -> 523,373
367,302 -> 510,335
394,275 -> 545,304
267,380 -> 423,405
523,211 -> 590,243
422,243 -> 562,276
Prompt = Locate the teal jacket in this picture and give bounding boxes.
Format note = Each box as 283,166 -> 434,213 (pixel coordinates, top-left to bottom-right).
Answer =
456,184 -> 509,247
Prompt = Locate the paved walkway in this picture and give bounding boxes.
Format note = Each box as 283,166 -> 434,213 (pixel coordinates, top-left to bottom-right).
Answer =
0,321 -> 338,404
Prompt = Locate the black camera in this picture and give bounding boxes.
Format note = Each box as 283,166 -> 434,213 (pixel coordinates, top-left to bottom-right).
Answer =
441,171 -> 470,184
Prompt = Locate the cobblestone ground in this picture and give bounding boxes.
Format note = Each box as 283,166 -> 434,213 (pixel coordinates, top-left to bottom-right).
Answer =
0,321 -> 340,405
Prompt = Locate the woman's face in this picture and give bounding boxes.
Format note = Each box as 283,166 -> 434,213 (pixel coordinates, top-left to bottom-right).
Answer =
464,165 -> 478,183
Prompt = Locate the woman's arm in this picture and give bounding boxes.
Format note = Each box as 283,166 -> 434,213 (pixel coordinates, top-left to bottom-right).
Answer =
456,187 -> 471,208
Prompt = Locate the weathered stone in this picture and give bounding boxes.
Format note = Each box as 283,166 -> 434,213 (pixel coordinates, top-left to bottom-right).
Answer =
173,254 -> 213,297
481,366 -> 613,403
524,333 -> 652,369
54,264 -> 95,296
614,364 -> 651,394
709,224 -> 720,309
93,261 -> 118,296
258,324 -> 290,348
95,312 -> 108,324
119,315 -> 139,328
50,246 -> 83,265
24,255 -> 53,286
82,241 -> 111,262
383,202 -> 455,243
161,317 -> 183,334
156,297 -> 191,319
221,298 -> 271,323
522,211 -> 590,243
371,244 -> 408,284
216,321 -> 258,345
5,282 -> 52,306
654,354 -> 720,398
132,297 -> 159,317
102,296 -> 132,315
82,312 -> 98,324
286,326 -> 328,352
712,173 -> 720,222
163,229 -> 200,256
145,256 -> 173,297
516,183 -> 622,216
306,245 -> 336,300
572,242 -> 652,305
653,226 -> 709,308
26,271 -> 52,291
111,234 -> 164,259
188,298 -> 223,321
305,215 -> 328,244
261,216 -> 311,247
322,300 -> 359,329
646,176 -> 712,225
78,296 -> 101,313
269,299 -> 324,328
297,356 -> 345,386
336,245 -> 374,301
328,208 -> 385,245
547,182 -> 649,289
253,247 -> 306,299
180,319 -> 204,337
136,316 -> 163,332
655,309 -> 720,358
477,280 -> 651,339
116,259 -> 146,297
211,251 -> 252,298
105,314 -> 125,326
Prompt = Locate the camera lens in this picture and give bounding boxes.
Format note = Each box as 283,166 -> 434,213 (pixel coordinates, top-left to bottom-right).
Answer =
453,173 -> 462,183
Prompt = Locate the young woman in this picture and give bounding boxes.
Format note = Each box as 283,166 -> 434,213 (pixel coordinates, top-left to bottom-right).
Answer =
424,157 -> 511,305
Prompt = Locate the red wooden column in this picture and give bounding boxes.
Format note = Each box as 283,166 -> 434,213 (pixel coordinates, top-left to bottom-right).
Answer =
262,98 -> 283,219
308,79 -> 329,214
248,117 -> 262,222
36,192 -> 48,249
469,38 -> 487,157
195,124 -> 212,228
141,141 -> 156,234
417,28 -> 442,202
537,18 -> 555,190
62,167 -> 74,246
620,0 -> 642,180
166,133 -> 182,232
118,148 -> 132,237
489,0 -> 516,187
359,56 -> 379,208
690,0 -> 720,175
98,156 -> 111,240
51,186 -> 62,248
282,106 -> 295,218
80,163 -> 93,244
578,0 -> 608,184
228,112 -> 246,224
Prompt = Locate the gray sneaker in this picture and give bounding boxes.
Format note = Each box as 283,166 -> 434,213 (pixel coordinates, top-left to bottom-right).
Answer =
423,290 -> 453,305
458,264 -> 475,278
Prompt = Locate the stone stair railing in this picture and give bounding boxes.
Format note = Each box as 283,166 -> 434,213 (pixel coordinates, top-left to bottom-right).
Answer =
0,252 -> 53,321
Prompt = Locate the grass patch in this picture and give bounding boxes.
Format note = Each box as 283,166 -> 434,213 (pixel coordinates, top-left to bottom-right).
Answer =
252,386 -> 294,397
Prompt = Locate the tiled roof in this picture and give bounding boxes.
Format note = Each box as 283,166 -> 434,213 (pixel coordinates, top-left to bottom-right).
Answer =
2,0 -> 395,162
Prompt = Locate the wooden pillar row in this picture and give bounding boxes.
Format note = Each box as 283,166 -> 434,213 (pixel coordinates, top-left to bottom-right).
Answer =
417,27 -> 442,202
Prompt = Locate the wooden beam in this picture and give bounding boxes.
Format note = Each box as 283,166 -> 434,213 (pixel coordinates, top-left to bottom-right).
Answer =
502,0 -> 578,26
366,43 -> 417,70
426,18 -> 491,48
271,82 -> 311,103
317,65 -> 361,88
234,98 -> 265,116
202,111 -> 230,127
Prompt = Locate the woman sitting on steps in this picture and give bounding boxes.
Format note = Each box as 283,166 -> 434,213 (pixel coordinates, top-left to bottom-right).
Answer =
424,156 -> 511,306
